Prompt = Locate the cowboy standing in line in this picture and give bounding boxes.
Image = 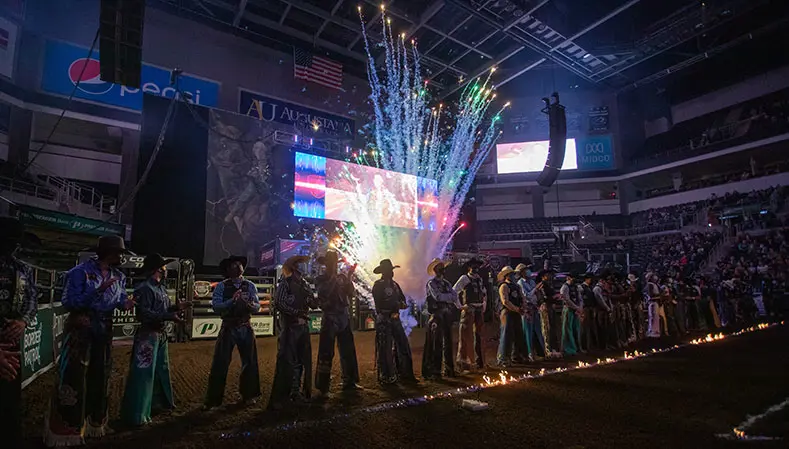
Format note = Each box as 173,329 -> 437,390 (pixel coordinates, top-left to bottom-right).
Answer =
45,235 -> 135,447
535,269 -> 562,358
372,259 -> 417,385
453,258 -> 487,372
120,254 -> 190,427
496,266 -> 527,367
559,272 -> 582,356
517,262 -> 545,360
579,273 -> 599,352
269,255 -> 316,409
0,217 -> 38,448
204,256 -> 262,409
314,250 -> 363,399
422,258 -> 461,379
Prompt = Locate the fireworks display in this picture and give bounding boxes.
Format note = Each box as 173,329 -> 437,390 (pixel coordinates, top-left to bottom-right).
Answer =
318,5 -> 507,315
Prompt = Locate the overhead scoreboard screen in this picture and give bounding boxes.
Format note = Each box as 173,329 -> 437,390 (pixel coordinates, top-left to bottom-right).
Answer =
496,135 -> 615,174
293,152 -> 439,230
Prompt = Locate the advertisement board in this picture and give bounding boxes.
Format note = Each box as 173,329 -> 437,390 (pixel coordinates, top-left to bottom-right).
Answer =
19,205 -> 125,236
41,39 -> 220,111
191,316 -> 223,339
239,89 -> 354,139
575,135 -> 615,171
21,306 -> 54,388
250,315 -> 275,336
308,312 -> 322,334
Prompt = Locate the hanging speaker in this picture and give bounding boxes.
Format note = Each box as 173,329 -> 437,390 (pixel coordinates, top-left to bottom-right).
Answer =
537,93 -> 567,188
99,0 -> 145,88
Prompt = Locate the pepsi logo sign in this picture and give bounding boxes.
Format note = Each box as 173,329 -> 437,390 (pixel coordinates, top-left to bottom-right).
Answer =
68,58 -> 113,95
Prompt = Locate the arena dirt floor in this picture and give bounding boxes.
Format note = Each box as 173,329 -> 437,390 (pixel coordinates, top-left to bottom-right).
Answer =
20,322 -> 789,449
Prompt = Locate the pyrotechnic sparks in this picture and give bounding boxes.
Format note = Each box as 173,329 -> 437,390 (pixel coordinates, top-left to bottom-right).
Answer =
216,322 -> 783,440
319,7 -> 504,323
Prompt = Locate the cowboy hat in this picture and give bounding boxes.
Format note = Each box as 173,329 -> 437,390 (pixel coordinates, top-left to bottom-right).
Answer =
497,265 -> 516,282
317,250 -> 340,266
583,272 -> 596,280
464,258 -> 483,268
373,259 -> 400,274
0,217 -> 41,248
140,253 -> 176,275
426,258 -> 446,276
84,235 -> 134,255
515,262 -> 532,273
219,256 -> 248,274
537,269 -> 555,279
282,255 -> 309,276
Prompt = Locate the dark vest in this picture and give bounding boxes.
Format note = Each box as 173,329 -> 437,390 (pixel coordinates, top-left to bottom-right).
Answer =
463,275 -> 485,306
566,283 -> 580,307
220,279 -> 254,322
506,282 -> 523,308
580,283 -> 596,308
0,262 -> 17,320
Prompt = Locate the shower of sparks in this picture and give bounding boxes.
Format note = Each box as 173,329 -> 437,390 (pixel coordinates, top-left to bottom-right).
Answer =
318,7 -> 506,321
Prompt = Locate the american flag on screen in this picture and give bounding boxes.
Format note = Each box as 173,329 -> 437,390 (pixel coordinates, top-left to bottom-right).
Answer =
294,47 -> 343,90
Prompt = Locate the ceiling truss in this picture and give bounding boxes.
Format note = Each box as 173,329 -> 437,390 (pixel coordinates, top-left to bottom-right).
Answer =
153,0 -> 783,98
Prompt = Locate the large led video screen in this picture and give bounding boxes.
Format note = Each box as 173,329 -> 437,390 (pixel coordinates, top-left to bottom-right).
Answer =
496,139 -> 578,174
293,152 -> 438,230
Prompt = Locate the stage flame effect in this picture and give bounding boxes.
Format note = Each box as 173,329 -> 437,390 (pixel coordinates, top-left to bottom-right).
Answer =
319,5 -> 507,324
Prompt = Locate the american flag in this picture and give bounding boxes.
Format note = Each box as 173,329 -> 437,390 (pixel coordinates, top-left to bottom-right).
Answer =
294,47 -> 343,90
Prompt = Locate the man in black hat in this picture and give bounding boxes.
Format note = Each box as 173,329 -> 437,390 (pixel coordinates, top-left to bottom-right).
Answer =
592,272 -> 614,350
372,259 -> 416,385
120,254 -> 189,427
422,258 -> 461,379
46,235 -> 135,447
314,250 -> 362,398
204,256 -> 262,410
0,217 -> 38,448
453,258 -> 487,372
269,255 -> 316,409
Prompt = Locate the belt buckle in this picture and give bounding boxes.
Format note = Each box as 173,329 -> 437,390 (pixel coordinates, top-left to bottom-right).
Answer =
390,312 -> 399,319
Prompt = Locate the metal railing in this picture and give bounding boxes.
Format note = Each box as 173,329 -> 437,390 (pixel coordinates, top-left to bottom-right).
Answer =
0,175 -> 58,203
37,173 -> 117,215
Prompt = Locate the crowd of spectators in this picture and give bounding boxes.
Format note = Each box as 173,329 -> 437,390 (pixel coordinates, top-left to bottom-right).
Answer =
635,88 -> 789,166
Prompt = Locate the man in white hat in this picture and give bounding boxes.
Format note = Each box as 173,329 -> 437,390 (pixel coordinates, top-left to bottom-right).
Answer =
422,258 -> 461,379
269,255 -> 315,409
496,266 -> 527,367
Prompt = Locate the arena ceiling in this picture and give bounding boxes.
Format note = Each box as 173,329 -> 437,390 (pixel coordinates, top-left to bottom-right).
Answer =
154,0 -> 789,99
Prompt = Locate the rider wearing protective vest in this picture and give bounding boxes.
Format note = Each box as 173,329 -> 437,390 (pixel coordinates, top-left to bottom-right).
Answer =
496,266 -> 527,366
453,258 -> 487,372
204,256 -> 261,409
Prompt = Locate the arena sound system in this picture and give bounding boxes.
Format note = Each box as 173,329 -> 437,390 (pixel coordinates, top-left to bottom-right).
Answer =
536,92 -> 567,188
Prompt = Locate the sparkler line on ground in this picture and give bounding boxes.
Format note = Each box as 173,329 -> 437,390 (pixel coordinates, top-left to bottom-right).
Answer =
214,321 -> 784,440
